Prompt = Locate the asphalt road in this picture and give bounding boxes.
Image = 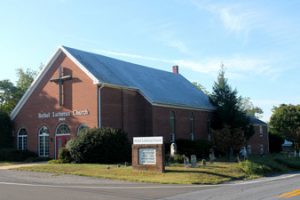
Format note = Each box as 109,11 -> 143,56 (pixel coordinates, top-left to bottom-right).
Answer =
0,169 -> 299,200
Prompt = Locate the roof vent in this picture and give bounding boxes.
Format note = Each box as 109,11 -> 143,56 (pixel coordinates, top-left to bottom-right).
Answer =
172,65 -> 179,74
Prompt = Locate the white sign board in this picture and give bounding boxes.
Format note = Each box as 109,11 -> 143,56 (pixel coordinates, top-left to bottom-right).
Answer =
133,137 -> 163,145
139,148 -> 156,165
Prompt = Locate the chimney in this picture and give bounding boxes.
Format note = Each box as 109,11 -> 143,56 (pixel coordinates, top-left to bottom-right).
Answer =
172,65 -> 179,74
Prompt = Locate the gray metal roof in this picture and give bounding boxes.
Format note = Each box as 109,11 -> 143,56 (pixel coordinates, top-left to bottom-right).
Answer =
63,46 -> 215,111
249,116 -> 267,125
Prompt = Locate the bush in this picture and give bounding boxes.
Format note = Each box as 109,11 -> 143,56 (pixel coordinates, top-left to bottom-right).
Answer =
274,157 -> 300,169
58,147 -> 73,163
176,139 -> 212,158
66,127 -> 131,163
0,111 -> 13,149
239,160 -> 271,175
0,148 -> 37,161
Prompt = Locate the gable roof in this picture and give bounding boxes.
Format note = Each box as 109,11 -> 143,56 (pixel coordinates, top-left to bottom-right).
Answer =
10,46 -> 214,119
249,116 -> 267,125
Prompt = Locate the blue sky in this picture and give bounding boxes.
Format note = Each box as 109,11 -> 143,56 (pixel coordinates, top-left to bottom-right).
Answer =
1,0 -> 299,121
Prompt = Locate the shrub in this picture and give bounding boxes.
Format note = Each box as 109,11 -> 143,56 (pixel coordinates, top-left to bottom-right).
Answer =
0,111 -> 13,149
274,157 -> 300,169
66,127 -> 131,163
0,148 -> 37,161
239,160 -> 271,175
58,147 -> 73,163
176,139 -> 212,158
172,154 -> 184,163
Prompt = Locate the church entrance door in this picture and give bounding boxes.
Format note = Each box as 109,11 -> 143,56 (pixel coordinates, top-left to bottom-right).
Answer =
55,123 -> 71,159
55,135 -> 70,159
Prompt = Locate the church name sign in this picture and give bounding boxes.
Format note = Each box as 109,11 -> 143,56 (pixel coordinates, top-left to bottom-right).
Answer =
38,109 -> 89,120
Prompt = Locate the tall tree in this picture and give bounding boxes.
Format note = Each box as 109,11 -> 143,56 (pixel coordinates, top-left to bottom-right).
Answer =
240,97 -> 263,118
16,68 -> 37,95
269,104 -> 300,148
209,66 -> 252,157
0,68 -> 37,113
192,82 -> 209,95
0,80 -> 21,113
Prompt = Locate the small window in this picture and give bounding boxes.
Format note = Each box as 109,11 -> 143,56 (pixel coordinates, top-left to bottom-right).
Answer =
77,124 -> 89,136
17,128 -> 28,151
170,111 -> 176,142
190,113 -> 195,141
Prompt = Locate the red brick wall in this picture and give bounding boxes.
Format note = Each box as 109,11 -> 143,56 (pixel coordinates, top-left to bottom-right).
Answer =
152,106 -> 212,143
101,87 -> 152,140
13,53 -> 98,158
247,125 -> 269,154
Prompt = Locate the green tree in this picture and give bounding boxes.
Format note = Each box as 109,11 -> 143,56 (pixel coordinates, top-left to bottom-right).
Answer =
16,68 -> 37,94
209,67 -> 252,157
269,104 -> 300,148
192,82 -> 209,95
240,97 -> 263,118
0,68 -> 37,113
0,80 -> 21,113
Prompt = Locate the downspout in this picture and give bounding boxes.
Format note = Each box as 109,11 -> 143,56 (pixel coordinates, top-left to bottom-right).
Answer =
98,84 -> 105,128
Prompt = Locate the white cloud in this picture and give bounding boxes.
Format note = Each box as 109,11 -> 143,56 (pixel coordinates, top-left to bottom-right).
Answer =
191,0 -> 264,38
95,48 -> 282,80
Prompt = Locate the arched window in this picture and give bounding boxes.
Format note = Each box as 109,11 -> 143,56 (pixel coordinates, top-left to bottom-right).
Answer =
56,124 -> 70,135
190,113 -> 195,141
77,124 -> 89,136
17,128 -> 28,151
170,111 -> 176,142
39,126 -> 49,157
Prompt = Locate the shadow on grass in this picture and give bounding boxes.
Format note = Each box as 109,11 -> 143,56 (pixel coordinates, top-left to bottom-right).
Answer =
165,169 -> 241,179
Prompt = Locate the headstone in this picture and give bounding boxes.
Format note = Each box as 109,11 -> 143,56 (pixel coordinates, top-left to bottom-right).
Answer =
170,143 -> 177,157
183,154 -> 190,167
201,159 -> 206,166
209,148 -> 216,163
190,154 -> 197,168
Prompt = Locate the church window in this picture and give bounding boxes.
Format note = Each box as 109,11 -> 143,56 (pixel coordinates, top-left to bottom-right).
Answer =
17,128 -> 28,151
56,124 -> 71,135
39,126 -> 49,157
190,113 -> 195,141
170,111 -> 176,142
77,124 -> 89,136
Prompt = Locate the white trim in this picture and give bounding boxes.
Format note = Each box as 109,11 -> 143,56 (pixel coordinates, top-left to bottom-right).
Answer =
38,126 -> 50,157
60,46 -> 100,84
10,49 -> 63,120
17,128 -> 28,151
10,46 -> 101,120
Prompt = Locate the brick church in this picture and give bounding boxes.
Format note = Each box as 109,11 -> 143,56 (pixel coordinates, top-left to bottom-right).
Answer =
10,46 -> 215,158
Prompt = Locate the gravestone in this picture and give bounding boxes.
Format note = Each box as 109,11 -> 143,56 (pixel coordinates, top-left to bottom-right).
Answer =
132,137 -> 165,172
209,148 -> 216,163
190,154 -> 197,168
183,154 -> 190,167
170,143 -> 177,157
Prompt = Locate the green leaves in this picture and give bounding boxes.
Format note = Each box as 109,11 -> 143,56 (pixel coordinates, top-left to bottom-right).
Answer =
270,104 -> 300,144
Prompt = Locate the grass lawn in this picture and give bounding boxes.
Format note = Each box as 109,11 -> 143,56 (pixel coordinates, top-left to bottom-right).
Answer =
17,162 -> 246,184
0,162 -> 15,166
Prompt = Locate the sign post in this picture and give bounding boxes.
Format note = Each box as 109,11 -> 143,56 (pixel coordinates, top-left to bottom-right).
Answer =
132,137 -> 165,173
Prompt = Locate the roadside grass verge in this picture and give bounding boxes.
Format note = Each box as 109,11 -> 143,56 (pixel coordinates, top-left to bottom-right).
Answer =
17,162 -> 245,184
16,154 -> 300,184
0,162 -> 15,166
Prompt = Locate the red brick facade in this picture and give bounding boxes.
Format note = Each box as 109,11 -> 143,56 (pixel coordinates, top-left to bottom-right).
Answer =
12,51 -> 213,158
247,124 -> 269,154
